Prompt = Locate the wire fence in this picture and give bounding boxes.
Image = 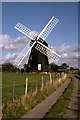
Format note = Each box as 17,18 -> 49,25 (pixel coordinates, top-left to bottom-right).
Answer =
1,73 -> 64,104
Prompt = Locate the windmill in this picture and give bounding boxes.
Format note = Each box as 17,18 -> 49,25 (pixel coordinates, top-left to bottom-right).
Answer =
14,16 -> 61,72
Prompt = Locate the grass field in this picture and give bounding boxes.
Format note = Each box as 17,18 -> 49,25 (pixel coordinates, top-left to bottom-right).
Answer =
2,72 -> 59,103
45,76 -> 75,118
2,72 -> 66,119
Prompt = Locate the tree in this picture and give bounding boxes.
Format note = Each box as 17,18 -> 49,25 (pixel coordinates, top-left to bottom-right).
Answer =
24,64 -> 27,72
2,63 -> 18,72
17,68 -> 20,73
78,70 -> 80,75
70,67 -> 74,70
60,63 -> 69,69
21,68 -> 24,73
24,64 -> 30,72
49,63 -> 58,72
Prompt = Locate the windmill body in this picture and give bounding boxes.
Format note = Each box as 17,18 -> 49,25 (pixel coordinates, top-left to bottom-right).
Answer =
27,40 -> 49,72
14,16 -> 61,72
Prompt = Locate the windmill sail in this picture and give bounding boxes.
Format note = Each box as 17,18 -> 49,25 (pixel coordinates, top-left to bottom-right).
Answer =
14,22 -> 37,40
35,41 -> 61,62
14,41 -> 36,66
37,16 -> 59,41
14,16 -> 61,67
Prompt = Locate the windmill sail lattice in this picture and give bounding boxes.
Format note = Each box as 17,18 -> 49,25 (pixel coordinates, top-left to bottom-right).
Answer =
37,16 -> 59,41
35,41 -> 60,62
14,22 -> 37,40
14,41 -> 36,66
14,16 -> 61,66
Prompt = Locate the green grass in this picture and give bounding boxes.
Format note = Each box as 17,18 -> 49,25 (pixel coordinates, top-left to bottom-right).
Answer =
44,76 -> 75,119
2,72 -> 66,119
2,72 -> 60,103
75,74 -> 80,80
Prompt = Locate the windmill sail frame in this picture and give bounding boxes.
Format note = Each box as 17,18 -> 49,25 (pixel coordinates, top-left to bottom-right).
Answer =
14,16 -> 61,66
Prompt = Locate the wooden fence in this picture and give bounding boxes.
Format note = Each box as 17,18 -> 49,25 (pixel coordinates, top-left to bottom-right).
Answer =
2,73 -> 66,103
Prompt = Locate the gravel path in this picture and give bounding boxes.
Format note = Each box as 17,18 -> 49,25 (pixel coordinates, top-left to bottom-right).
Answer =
20,77 -> 71,119
66,77 -> 80,118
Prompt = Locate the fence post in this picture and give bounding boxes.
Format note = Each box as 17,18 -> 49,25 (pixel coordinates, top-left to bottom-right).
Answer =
58,73 -> 60,79
41,76 -> 44,89
25,78 -> 28,97
35,81 -> 37,92
12,80 -> 15,103
50,73 -> 52,84
46,79 -> 47,87
52,75 -> 54,84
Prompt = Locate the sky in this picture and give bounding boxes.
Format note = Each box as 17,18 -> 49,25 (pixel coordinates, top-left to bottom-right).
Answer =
0,2 -> 79,68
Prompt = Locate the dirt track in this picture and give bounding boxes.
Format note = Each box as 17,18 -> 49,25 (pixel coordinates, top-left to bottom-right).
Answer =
66,77 -> 80,118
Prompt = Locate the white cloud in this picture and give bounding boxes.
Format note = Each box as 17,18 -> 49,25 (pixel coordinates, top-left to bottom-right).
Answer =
1,43 -> 79,68
0,34 -> 12,45
1,53 -> 17,64
62,53 -> 68,58
53,43 -> 78,54
53,43 -> 79,68
0,30 -> 39,51
0,34 -> 30,51
1,52 -> 30,69
0,34 -> 79,68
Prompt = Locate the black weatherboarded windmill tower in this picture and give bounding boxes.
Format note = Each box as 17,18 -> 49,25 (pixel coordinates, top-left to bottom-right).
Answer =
27,39 -> 49,72
14,16 -> 61,72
